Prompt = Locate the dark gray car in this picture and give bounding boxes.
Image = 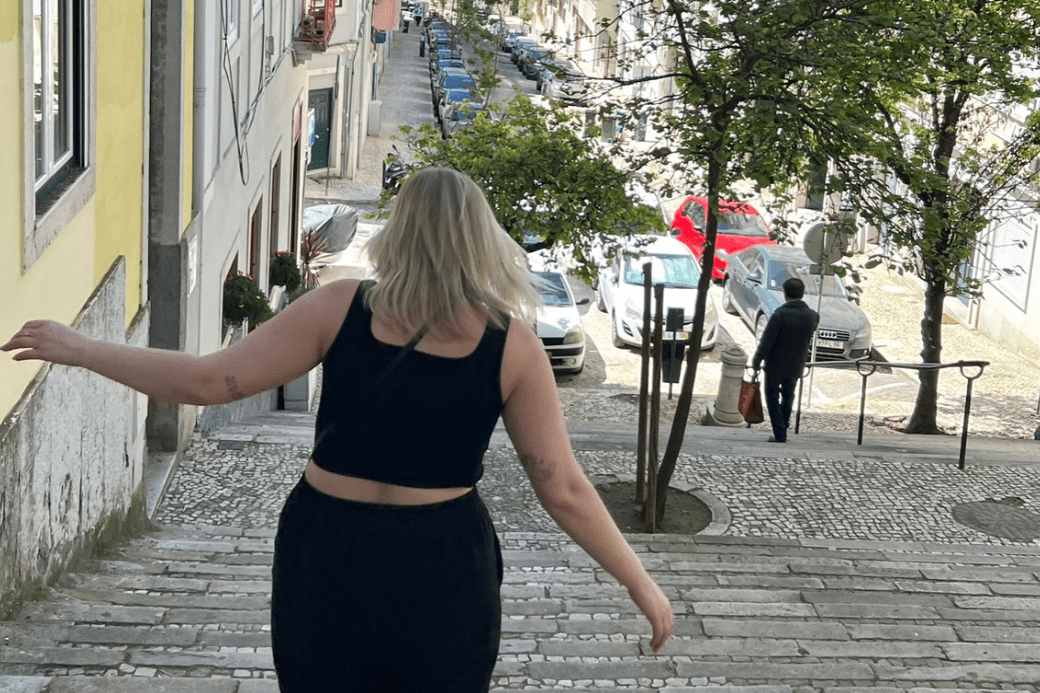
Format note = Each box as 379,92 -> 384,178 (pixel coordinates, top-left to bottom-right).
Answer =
722,244 -> 872,360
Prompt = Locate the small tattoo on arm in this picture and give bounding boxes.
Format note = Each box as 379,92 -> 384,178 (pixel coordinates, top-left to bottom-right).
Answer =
224,375 -> 245,401
519,452 -> 556,484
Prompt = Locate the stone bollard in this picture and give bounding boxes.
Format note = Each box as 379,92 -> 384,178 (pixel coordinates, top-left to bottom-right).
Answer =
701,344 -> 748,427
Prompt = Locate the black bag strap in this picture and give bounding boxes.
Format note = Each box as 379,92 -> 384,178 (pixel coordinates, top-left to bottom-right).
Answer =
311,323 -> 428,457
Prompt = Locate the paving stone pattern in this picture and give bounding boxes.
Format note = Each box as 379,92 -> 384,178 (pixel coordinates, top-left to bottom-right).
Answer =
5,411 -> 1040,691
3,519 -> 1040,691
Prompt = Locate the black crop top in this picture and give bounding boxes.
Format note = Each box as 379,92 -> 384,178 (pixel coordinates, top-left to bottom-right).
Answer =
311,281 -> 509,488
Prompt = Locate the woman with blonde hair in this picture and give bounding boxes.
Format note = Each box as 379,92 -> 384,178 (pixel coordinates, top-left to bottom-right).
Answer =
3,167 -> 673,691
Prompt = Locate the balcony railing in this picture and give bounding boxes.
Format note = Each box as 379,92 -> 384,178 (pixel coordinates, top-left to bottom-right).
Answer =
298,0 -> 337,50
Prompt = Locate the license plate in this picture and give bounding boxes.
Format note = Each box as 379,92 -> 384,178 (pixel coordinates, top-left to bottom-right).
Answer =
817,338 -> 845,349
666,331 -> 690,340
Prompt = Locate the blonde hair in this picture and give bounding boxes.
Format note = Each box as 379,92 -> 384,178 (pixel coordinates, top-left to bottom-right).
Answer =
364,167 -> 541,337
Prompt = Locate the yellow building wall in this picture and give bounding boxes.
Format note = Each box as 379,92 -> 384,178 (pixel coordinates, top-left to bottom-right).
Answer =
95,0 -> 147,322
182,0 -> 195,227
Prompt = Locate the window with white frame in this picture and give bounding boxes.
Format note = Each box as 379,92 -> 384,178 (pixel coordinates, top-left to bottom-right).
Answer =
24,0 -> 95,270
33,0 -> 82,204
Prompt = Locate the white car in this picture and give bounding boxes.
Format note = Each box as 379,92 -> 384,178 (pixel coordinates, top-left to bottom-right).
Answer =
596,235 -> 718,350
534,271 -> 588,374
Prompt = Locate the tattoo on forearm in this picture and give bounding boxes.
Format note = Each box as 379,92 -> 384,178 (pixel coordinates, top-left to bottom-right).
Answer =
224,375 -> 245,401
519,452 -> 556,484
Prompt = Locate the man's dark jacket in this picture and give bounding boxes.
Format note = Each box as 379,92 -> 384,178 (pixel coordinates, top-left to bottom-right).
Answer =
751,300 -> 819,378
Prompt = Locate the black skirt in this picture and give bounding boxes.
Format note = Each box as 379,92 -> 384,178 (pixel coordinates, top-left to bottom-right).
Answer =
271,476 -> 503,692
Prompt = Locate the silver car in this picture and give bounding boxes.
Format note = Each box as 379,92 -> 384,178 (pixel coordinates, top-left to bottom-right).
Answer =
596,235 -> 718,351
721,244 -> 872,360
534,271 -> 588,374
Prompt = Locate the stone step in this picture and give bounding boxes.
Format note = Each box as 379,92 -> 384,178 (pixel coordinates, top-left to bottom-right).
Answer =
3,524 -> 1039,688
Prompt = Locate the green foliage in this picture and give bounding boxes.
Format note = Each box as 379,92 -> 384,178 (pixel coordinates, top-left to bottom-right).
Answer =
269,251 -> 301,292
223,274 -> 274,328
395,95 -> 666,283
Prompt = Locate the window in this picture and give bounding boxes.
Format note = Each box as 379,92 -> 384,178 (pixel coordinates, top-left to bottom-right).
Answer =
23,0 -> 95,270
225,0 -> 240,44
34,0 -> 79,199
249,199 -> 264,285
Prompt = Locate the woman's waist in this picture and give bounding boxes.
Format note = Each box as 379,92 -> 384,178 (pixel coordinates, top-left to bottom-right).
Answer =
304,460 -> 474,506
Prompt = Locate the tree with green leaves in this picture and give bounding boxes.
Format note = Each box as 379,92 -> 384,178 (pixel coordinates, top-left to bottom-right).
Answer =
393,95 -> 667,282
820,0 -> 1040,434
593,0 -> 875,527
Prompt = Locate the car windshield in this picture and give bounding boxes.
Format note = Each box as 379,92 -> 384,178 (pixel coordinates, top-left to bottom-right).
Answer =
443,75 -> 475,88
444,90 -> 473,104
535,272 -> 572,306
767,261 -> 847,297
451,105 -> 485,120
624,254 -> 699,288
718,211 -> 770,237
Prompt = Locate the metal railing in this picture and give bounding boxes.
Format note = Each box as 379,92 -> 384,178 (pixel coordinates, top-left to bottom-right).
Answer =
794,359 -> 989,470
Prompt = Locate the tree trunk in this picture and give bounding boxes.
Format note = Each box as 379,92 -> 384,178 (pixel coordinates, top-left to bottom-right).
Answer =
649,155 -> 722,527
904,272 -> 946,434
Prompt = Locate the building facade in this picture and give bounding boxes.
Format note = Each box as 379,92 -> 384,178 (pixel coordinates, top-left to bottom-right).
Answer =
149,0 -> 313,445
1,0 -> 151,615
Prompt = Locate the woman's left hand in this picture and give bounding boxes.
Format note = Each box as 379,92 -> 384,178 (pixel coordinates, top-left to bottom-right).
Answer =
1,320 -> 89,366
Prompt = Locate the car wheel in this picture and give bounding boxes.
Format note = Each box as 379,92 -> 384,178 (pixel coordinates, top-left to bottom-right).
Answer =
611,311 -> 625,348
596,288 -> 607,312
755,313 -> 768,344
721,279 -> 737,314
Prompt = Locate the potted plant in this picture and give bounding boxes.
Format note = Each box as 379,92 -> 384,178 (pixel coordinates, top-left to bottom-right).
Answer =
269,251 -> 302,292
223,273 -> 274,328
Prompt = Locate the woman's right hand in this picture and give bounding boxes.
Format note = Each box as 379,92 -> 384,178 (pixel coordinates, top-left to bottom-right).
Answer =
1,320 -> 89,366
628,575 -> 674,653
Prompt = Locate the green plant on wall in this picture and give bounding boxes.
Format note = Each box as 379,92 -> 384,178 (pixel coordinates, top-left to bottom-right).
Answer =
269,251 -> 302,292
223,273 -> 274,327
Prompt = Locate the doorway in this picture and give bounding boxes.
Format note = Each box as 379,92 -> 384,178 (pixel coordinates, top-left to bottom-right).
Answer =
307,88 -> 333,171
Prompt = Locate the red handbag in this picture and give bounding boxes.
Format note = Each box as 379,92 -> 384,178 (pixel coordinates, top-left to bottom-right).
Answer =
738,374 -> 765,425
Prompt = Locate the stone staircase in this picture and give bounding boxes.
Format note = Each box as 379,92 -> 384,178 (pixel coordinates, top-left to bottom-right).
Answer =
3,521 -> 1040,691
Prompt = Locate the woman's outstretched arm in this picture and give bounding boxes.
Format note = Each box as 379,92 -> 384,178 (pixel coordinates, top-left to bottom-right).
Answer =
2,280 -> 357,406
500,320 -> 675,653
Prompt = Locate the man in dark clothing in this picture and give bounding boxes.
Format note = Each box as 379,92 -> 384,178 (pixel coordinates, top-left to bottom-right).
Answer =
751,277 -> 819,442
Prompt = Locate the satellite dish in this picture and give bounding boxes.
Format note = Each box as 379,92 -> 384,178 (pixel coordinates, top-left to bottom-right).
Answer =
802,222 -> 849,264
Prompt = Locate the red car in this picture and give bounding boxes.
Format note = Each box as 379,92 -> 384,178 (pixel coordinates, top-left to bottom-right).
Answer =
670,196 -> 776,281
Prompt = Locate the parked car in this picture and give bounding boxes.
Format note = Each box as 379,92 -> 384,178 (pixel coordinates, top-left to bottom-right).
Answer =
440,101 -> 486,139
519,46 -> 553,78
435,88 -> 476,124
670,196 -> 776,281
511,37 -> 537,63
721,244 -> 872,360
432,71 -> 476,109
429,46 -> 461,67
533,270 -> 588,374
430,58 -> 465,88
596,235 -> 718,350
501,29 -> 527,52
542,66 -> 588,106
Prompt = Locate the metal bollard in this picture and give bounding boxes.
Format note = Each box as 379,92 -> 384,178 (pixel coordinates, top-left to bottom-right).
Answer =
700,344 -> 748,426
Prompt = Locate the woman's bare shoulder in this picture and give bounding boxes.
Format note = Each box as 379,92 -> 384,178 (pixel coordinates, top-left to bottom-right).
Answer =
290,279 -> 364,354
501,318 -> 549,399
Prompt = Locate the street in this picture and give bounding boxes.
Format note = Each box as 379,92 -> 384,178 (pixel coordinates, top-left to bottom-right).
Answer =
322,20 -> 1040,437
